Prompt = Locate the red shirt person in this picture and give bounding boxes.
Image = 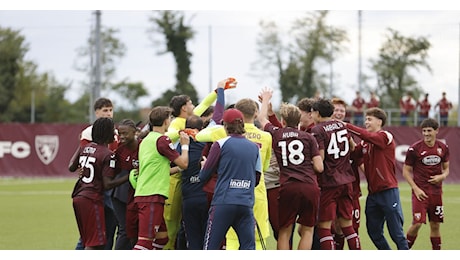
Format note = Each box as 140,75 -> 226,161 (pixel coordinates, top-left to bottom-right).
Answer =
435,92 -> 453,126
367,92 -> 380,109
310,98 -> 361,250
402,118 -> 449,250
351,91 -> 366,126
69,118 -> 129,250
346,107 -> 408,250
417,93 -> 431,125
399,91 -> 417,126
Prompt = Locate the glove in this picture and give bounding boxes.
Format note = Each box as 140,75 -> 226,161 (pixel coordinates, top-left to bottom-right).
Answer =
224,77 -> 237,90
180,128 -> 199,141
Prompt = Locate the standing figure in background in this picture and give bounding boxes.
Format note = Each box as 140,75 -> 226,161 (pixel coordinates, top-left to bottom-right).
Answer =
367,91 -> 380,109
351,91 -> 366,126
402,118 -> 449,250
417,93 -> 431,125
435,92 -> 453,126
399,91 -> 417,126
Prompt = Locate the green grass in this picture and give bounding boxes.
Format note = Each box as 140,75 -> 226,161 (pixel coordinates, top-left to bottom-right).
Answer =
1,178 -> 459,250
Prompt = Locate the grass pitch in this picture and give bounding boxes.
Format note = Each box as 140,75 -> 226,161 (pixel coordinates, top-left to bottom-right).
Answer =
0,177 -> 459,250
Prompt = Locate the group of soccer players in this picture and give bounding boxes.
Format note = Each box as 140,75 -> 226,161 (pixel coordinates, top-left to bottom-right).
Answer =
69,79 -> 449,250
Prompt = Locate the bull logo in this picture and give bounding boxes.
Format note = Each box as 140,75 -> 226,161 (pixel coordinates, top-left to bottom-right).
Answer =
35,135 -> 59,165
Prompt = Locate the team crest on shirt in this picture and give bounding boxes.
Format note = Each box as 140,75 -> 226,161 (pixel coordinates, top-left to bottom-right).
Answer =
35,135 -> 59,165
414,213 -> 421,221
437,148 -> 442,155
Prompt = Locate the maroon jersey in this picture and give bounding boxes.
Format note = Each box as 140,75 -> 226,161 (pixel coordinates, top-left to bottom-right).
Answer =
404,139 -> 449,195
399,96 -> 416,115
71,142 -> 116,200
310,120 -> 355,188
436,98 -> 452,116
116,141 -> 140,171
367,97 -> 380,108
114,140 -> 140,204
417,98 -> 431,117
264,123 -> 320,186
347,124 -> 398,194
352,97 -> 366,115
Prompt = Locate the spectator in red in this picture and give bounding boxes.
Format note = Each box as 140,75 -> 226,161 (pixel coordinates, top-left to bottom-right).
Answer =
435,92 -> 453,126
351,91 -> 366,126
417,93 -> 431,125
399,91 -> 416,126
367,91 -> 380,109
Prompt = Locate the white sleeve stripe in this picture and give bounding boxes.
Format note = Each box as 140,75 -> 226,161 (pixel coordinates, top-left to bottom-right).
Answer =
383,131 -> 393,145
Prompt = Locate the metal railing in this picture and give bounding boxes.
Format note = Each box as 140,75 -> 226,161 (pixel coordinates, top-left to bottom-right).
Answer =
346,108 -> 458,127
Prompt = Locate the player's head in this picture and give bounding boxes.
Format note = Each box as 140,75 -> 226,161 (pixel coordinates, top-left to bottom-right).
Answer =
118,119 -> 137,145
222,109 -> 245,135
94,97 -> 113,119
92,117 -> 115,145
311,98 -> 334,118
149,106 -> 173,128
279,103 -> 301,128
235,98 -> 257,122
420,118 -> 439,130
185,115 -> 204,131
296,97 -> 315,129
169,95 -> 194,118
365,107 -> 387,129
331,97 -> 347,121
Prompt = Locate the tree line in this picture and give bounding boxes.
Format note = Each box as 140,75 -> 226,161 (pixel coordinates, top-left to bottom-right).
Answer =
0,10 -> 431,123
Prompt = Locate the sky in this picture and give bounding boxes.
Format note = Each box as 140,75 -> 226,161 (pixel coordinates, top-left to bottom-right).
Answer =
1,1 -> 459,113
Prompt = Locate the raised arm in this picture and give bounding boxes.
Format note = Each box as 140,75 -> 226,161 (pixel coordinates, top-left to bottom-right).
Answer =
257,87 -> 273,130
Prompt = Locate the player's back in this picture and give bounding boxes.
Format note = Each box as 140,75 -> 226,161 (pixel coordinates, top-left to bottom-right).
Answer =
72,142 -> 115,200
311,120 -> 354,188
269,126 -> 319,186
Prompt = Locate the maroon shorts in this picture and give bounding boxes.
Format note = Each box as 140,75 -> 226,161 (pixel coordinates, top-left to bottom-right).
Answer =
278,181 -> 320,228
125,200 -> 138,239
135,195 -> 167,238
267,186 -> 280,235
73,196 -> 106,247
352,195 -> 361,231
411,192 -> 444,224
318,183 -> 354,222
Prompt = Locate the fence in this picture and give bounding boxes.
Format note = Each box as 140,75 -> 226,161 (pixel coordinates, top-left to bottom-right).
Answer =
346,108 -> 458,127
0,123 -> 459,183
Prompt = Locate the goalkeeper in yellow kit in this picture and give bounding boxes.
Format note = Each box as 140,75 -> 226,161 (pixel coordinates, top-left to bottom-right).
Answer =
163,78 -> 235,249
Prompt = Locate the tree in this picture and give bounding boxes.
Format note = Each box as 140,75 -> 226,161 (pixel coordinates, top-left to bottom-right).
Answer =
0,27 -> 77,123
254,11 -> 349,105
74,26 -> 127,93
147,10 -> 198,107
369,28 -> 431,108
0,27 -> 28,121
73,13 -> 148,119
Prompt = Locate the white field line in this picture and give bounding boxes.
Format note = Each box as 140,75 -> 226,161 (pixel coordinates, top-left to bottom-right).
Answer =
0,191 -> 70,195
